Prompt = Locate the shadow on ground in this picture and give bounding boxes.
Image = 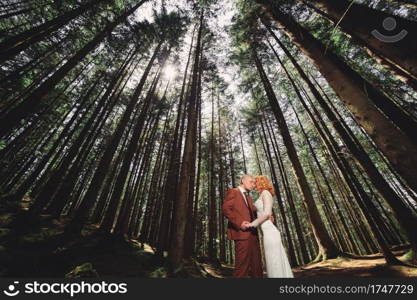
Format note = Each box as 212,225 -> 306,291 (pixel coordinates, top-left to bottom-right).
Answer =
1,213 -> 416,278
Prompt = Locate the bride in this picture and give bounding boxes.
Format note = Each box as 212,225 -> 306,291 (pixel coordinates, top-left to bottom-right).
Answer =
248,175 -> 294,278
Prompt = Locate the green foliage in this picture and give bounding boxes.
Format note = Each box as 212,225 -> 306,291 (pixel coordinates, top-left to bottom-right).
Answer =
65,262 -> 99,278
147,266 -> 168,278
0,139 -> 6,151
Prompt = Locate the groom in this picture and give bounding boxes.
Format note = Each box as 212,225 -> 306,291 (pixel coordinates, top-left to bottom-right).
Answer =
222,174 -> 273,278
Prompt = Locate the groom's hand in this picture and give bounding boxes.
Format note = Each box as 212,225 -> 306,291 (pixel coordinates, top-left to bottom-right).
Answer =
240,221 -> 250,230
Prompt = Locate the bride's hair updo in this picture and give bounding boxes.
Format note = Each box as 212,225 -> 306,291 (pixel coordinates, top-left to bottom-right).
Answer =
254,175 -> 275,196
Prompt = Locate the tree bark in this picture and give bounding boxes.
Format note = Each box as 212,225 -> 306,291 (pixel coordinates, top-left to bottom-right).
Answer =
255,2 -> 417,194
168,12 -> 204,272
301,0 -> 417,89
0,0 -> 149,137
252,46 -> 341,261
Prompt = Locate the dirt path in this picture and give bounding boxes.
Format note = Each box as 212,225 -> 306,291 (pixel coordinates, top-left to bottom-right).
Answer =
198,251 -> 417,278
292,255 -> 417,278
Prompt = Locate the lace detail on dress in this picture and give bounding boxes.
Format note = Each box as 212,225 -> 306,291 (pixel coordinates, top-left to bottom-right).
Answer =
253,190 -> 294,278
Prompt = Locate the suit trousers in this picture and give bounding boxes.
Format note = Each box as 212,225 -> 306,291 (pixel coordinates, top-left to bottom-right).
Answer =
233,231 -> 264,278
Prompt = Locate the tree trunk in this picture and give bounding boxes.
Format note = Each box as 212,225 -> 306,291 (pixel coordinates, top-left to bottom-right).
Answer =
252,46 -> 341,261
168,12 -> 204,272
301,0 -> 417,89
0,0 -> 149,137
255,3 -> 417,194
0,0 -> 111,63
64,41 -> 162,236
269,29 -> 417,264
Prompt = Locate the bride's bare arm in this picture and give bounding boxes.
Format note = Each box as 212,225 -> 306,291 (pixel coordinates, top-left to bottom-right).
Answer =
249,190 -> 273,228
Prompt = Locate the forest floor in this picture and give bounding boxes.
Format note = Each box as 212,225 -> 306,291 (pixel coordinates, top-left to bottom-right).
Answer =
0,213 -> 416,278
291,249 -> 417,278
195,248 -> 417,278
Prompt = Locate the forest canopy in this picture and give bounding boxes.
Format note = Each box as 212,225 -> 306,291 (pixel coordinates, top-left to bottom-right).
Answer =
0,0 -> 416,277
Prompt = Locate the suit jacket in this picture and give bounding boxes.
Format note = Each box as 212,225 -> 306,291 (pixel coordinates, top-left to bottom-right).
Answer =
222,187 -> 258,240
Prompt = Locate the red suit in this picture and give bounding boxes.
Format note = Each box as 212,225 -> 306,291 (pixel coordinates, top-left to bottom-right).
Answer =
222,187 -> 264,278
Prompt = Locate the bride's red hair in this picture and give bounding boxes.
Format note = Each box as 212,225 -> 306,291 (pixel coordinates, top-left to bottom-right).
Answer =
254,175 -> 275,196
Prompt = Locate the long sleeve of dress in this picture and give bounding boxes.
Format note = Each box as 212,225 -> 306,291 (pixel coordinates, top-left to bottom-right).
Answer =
250,190 -> 273,228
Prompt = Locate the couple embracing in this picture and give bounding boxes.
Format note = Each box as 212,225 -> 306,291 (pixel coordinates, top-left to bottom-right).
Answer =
222,174 -> 294,278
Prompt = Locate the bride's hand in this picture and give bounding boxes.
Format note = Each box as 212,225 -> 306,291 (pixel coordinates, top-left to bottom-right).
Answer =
240,221 -> 251,230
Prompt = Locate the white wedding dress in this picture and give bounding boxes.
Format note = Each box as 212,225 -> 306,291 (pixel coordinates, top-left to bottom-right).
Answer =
250,190 -> 294,278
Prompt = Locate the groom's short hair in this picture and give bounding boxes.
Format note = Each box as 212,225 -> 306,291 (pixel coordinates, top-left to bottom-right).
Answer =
240,174 -> 254,184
